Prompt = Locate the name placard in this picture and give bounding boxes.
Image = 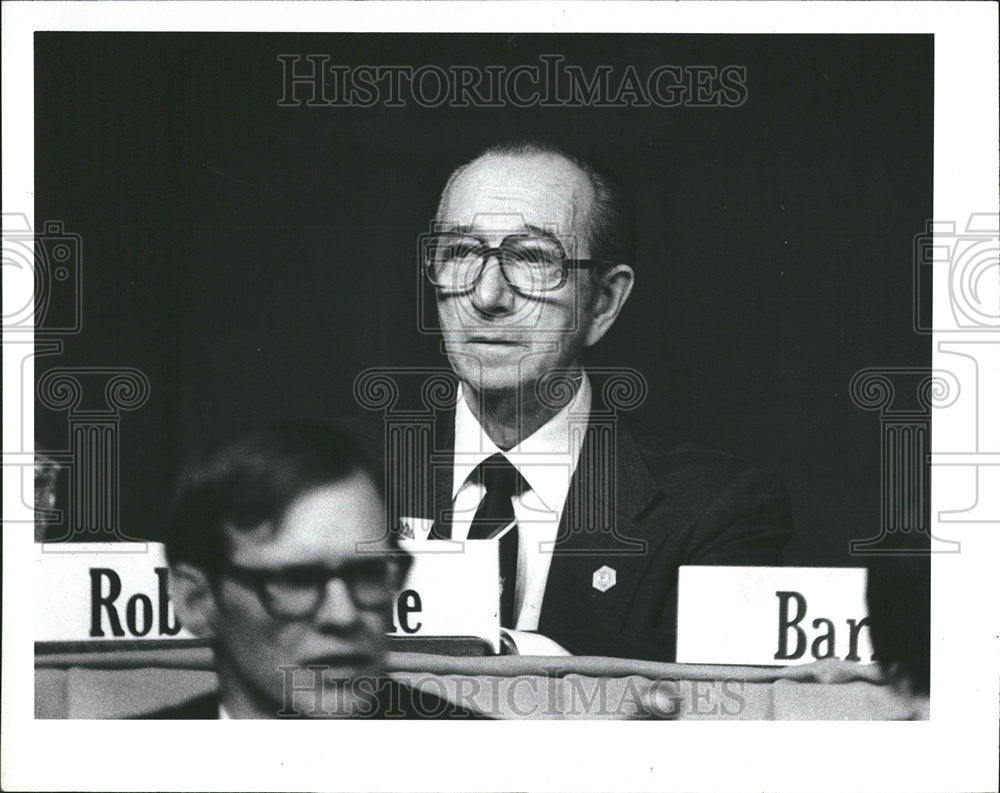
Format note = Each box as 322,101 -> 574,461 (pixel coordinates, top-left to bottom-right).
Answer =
35,543 -> 195,642
389,540 -> 500,653
675,566 -> 874,666
35,541 -> 501,652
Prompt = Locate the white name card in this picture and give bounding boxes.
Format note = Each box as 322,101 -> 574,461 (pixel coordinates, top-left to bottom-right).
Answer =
390,539 -> 500,653
676,566 -> 874,666
36,540 -> 501,651
35,542 -> 195,642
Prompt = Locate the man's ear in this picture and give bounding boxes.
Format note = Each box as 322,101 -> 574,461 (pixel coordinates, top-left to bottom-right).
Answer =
168,563 -> 219,639
584,264 -> 635,348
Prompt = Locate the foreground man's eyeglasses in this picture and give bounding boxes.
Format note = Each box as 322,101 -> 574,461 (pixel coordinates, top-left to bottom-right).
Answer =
221,560 -> 398,619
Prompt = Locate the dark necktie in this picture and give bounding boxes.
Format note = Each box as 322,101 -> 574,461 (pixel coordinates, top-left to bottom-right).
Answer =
466,453 -> 526,628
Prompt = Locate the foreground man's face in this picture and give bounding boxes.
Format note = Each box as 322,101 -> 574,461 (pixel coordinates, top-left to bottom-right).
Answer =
213,474 -> 393,716
434,152 -> 599,396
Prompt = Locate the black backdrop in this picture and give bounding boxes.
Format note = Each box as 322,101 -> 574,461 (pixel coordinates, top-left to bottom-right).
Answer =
35,33 -> 932,565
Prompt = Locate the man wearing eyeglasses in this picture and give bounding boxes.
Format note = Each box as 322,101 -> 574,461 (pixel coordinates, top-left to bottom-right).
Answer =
143,421 -> 479,718
406,140 -> 792,661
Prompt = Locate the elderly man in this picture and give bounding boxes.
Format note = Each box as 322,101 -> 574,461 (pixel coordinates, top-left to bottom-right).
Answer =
143,421 -> 478,718
398,140 -> 793,661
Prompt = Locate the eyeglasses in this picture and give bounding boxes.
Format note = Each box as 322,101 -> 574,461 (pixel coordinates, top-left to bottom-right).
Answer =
423,232 -> 604,295
221,560 -> 400,620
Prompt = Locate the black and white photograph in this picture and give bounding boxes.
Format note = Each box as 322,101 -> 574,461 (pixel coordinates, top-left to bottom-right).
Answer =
2,2 -> 998,792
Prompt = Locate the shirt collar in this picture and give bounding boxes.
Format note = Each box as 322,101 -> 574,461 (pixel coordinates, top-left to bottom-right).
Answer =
452,374 -> 592,508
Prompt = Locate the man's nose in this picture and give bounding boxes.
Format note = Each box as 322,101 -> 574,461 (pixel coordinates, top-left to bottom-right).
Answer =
470,255 -> 515,316
314,578 -> 361,629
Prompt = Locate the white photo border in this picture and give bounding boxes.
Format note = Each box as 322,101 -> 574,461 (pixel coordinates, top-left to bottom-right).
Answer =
3,2 -> 998,792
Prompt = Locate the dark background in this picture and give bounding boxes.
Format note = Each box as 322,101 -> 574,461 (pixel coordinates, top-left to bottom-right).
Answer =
35,33 -> 933,565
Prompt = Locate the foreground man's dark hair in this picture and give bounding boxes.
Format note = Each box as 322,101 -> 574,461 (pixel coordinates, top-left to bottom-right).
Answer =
165,420 -> 386,576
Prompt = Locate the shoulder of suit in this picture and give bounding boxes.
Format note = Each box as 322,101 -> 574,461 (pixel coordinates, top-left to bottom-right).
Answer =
622,417 -> 772,487
133,690 -> 219,719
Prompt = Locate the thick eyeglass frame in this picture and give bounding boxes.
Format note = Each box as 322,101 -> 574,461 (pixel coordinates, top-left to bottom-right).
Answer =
220,560 -> 399,620
423,231 -> 607,295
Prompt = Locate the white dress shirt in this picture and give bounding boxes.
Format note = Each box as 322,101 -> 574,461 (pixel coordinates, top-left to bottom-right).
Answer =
450,375 -> 591,630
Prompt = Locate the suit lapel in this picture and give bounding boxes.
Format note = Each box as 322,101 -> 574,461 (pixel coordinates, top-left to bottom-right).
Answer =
539,417 -> 663,632
390,396 -> 455,541
428,407 -> 456,540
410,386 -> 666,634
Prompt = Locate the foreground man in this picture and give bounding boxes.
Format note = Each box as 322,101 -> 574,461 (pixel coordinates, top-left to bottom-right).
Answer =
144,422 -> 477,718
406,140 -> 793,660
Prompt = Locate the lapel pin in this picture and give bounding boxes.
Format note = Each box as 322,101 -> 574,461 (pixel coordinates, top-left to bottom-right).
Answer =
592,565 -> 616,592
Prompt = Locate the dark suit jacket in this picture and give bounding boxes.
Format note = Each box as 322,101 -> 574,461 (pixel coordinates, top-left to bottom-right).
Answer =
136,679 -> 483,719
387,395 -> 793,663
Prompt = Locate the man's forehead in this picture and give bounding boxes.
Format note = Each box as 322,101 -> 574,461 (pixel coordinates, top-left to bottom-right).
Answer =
437,153 -> 594,236
225,480 -> 388,565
